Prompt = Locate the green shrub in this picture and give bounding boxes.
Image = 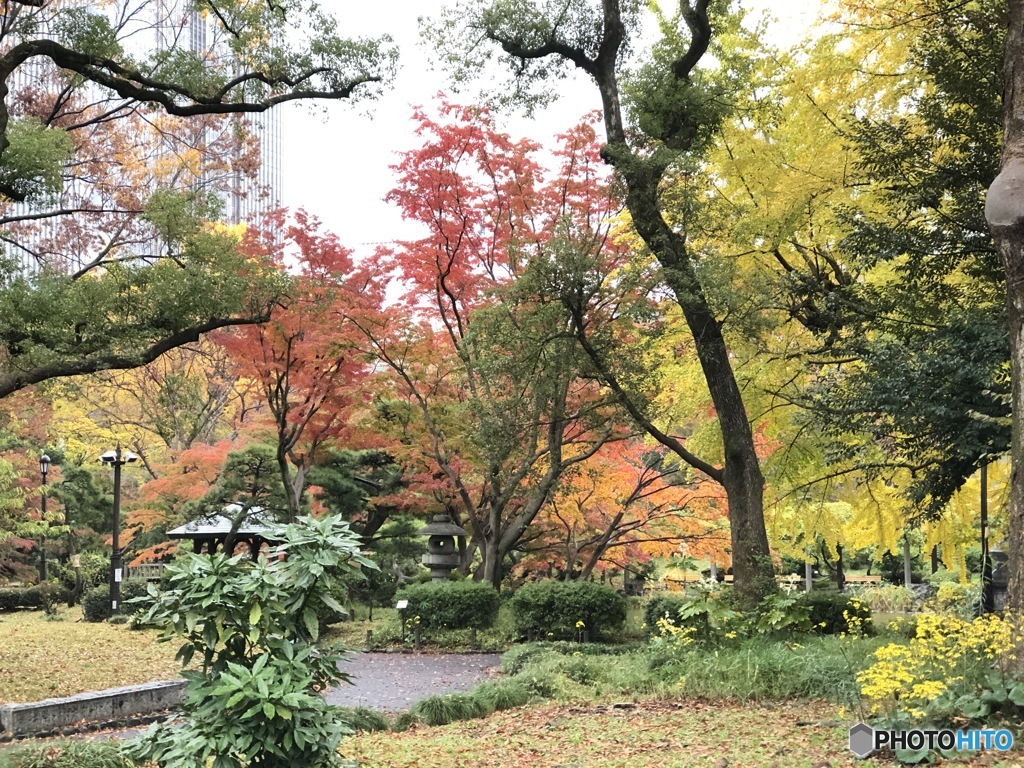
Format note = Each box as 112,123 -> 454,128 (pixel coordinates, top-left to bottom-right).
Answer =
335,706 -> 391,733
0,739 -> 134,767
409,692 -> 489,726
51,553 -> 110,594
643,594 -> 691,632
396,581 -> 500,630
82,584 -> 111,622
472,679 -> 535,711
800,590 -> 872,635
0,583 -> 70,613
121,578 -> 158,612
317,583 -> 349,627
510,580 -> 626,640
129,514 -> 374,768
927,581 -> 976,613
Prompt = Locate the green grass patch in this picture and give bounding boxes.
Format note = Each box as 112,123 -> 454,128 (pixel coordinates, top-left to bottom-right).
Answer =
335,706 -> 392,733
409,692 -> 490,726
648,635 -> 887,704
0,739 -> 134,767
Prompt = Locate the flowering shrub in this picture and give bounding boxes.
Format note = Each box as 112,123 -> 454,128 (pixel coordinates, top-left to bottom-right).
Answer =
650,613 -> 699,653
858,612 -> 1023,723
802,591 -> 872,635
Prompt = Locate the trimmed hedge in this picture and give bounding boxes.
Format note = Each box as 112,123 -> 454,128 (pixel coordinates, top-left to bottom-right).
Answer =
0,582 -> 70,613
801,590 -> 872,635
510,580 -> 626,640
395,581 -> 499,630
82,584 -> 111,622
83,578 -> 158,623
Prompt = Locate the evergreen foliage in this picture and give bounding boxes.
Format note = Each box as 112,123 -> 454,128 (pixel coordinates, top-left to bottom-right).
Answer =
130,514 -> 375,768
510,581 -> 626,640
395,581 -> 500,630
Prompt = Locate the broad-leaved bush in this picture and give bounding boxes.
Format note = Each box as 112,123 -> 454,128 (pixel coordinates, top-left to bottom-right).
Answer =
130,514 -> 375,768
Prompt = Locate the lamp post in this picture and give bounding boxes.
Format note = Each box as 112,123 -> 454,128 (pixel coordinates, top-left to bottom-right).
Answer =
37,454 -> 50,582
981,462 -> 994,613
100,447 -> 137,615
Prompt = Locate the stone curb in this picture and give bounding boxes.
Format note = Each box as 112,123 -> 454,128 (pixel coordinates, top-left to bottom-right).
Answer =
0,680 -> 185,739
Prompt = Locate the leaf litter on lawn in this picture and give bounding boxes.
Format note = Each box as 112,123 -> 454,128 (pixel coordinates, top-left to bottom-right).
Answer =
0,608 -> 183,703
342,697 -> 1024,768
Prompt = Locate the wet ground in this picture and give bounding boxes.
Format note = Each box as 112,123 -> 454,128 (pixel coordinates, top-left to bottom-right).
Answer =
326,652 -> 502,712
0,652 -> 504,747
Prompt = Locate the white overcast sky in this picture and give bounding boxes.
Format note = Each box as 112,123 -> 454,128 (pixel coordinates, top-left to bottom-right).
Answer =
279,1 -> 822,256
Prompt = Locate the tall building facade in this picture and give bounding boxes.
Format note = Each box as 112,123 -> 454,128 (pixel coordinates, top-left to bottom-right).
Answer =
2,0 -> 283,273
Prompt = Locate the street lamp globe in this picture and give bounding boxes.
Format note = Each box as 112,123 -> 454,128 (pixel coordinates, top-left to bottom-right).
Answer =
39,454 -> 50,478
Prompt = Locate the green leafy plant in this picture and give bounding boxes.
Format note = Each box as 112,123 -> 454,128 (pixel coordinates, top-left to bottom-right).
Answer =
642,594 -> 691,634
856,584 -> 917,613
509,581 -> 626,640
752,591 -> 813,636
395,581 -> 499,630
129,514 -> 376,768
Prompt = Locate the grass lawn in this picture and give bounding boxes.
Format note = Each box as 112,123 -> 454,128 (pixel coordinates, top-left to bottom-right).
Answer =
341,697 -> 1024,768
0,607 -> 182,703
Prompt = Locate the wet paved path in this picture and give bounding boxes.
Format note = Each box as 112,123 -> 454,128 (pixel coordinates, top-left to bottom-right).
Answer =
0,652 -> 503,747
326,652 -> 502,712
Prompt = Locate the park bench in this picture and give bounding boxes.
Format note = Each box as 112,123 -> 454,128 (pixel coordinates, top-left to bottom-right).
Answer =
720,574 -> 804,587
843,574 -> 881,585
663,572 -> 703,590
126,563 -> 166,582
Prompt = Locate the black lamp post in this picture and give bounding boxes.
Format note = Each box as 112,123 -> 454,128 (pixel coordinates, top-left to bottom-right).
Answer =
37,454 -> 50,582
100,447 -> 137,615
980,462 -> 995,613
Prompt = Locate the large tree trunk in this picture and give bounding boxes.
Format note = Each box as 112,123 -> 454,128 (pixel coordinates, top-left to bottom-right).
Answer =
986,0 -> 1024,613
622,168 -> 775,605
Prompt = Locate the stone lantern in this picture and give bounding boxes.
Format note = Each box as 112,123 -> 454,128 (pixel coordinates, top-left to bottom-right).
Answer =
417,514 -> 468,581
